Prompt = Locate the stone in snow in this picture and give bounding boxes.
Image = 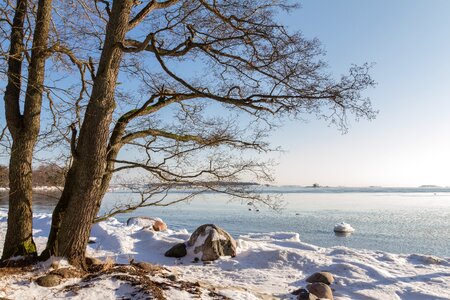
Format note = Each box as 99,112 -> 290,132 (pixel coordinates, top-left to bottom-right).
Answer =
187,224 -> 237,261
307,282 -> 334,300
293,288 -> 319,300
333,222 -> 355,233
126,216 -> 167,231
306,271 -> 335,285
36,274 -> 62,287
165,243 -> 187,258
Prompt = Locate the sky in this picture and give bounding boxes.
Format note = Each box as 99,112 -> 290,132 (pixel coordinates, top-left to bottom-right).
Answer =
270,0 -> 450,187
1,1 -> 450,188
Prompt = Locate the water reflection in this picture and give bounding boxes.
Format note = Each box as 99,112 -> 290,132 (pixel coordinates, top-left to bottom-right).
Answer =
334,232 -> 353,237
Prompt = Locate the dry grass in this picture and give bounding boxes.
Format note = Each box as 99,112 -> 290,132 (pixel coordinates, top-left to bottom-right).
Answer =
1,259 -> 230,300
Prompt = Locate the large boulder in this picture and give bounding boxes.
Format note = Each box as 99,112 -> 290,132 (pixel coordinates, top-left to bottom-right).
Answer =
127,216 -> 167,231
306,272 -> 335,285
307,282 -> 334,300
187,224 -> 237,261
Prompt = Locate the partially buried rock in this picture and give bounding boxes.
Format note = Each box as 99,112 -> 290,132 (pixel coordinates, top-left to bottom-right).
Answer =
187,224 -> 237,261
127,216 -> 167,231
133,261 -> 160,273
165,242 -> 187,258
85,257 -> 103,266
306,271 -> 335,285
307,282 -> 333,300
153,219 -> 167,231
36,274 -> 62,287
166,274 -> 177,281
293,288 -> 318,300
50,268 -> 82,279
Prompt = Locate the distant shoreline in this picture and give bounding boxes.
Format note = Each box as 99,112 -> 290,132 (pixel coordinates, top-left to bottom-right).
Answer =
1,185 -> 449,194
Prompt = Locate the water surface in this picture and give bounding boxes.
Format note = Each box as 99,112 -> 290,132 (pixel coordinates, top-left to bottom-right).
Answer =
1,188 -> 449,257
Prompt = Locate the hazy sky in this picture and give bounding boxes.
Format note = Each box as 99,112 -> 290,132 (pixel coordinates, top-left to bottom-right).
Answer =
269,0 -> 450,187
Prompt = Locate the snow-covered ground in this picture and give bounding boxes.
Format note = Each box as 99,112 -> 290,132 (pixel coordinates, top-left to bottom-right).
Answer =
0,211 -> 449,299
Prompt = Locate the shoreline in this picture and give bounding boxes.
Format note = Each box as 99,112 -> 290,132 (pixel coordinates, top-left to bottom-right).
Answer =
0,211 -> 449,299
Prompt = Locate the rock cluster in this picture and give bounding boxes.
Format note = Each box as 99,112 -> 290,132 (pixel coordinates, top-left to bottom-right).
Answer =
294,271 -> 335,300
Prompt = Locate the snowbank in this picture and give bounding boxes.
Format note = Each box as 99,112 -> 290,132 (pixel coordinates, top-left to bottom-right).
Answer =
0,211 -> 449,299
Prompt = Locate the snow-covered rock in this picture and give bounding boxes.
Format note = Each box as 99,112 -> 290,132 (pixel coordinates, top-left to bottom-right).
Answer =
186,224 -> 237,261
126,216 -> 167,231
333,222 -> 355,233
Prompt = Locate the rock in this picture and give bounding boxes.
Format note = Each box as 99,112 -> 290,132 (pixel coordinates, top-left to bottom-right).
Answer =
50,268 -> 82,279
127,216 -> 167,231
293,288 -> 318,300
36,274 -> 62,287
85,257 -> 103,266
165,243 -> 187,258
187,224 -> 237,261
153,220 -> 167,231
50,261 -> 59,270
307,282 -> 333,300
133,262 -> 160,273
306,272 -> 335,285
409,254 -> 441,264
166,274 -> 177,281
333,222 -> 355,233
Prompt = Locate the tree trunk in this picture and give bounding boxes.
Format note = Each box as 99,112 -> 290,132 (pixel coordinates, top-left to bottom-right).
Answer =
2,0 -> 52,260
2,137 -> 37,259
44,0 -> 133,268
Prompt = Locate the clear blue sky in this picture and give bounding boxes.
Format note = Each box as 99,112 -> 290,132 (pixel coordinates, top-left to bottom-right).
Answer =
2,1 -> 449,187
272,0 -> 450,187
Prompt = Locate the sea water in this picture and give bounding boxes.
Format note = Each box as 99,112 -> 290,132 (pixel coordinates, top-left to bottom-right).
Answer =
1,187 -> 449,257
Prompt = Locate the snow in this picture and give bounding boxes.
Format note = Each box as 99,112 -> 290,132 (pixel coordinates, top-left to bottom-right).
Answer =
334,222 -> 355,233
0,210 -> 449,299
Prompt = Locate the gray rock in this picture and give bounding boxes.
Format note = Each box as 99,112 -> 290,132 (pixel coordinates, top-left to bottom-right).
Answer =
306,271 -> 335,285
307,282 -> 333,300
36,274 -> 62,287
165,243 -> 187,258
166,274 -> 177,281
187,224 -> 237,261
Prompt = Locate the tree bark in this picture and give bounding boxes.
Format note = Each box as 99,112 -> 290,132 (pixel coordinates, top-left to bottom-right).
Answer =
43,0 -> 133,268
2,0 -> 52,260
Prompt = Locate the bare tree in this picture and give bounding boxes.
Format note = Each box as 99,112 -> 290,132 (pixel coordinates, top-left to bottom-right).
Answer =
1,0 -> 53,259
36,0 -> 376,268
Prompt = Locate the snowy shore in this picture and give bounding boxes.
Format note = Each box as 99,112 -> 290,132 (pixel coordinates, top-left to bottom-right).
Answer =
0,211 -> 449,299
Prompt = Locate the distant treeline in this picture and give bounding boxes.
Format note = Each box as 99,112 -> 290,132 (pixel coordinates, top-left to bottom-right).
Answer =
0,164 -> 66,188
150,181 -> 260,188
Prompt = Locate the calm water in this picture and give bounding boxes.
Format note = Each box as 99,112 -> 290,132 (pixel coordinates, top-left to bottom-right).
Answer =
1,188 -> 449,257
